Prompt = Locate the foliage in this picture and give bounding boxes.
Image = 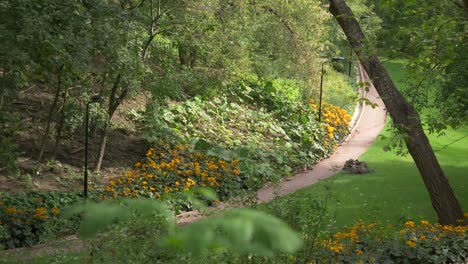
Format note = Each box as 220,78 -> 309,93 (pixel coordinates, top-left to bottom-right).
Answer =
0,111 -> 19,174
101,143 -> 243,207
0,191 -> 85,249
0,0 -> 360,163
169,209 -> 303,257
57,196 -> 302,263
316,220 -> 467,263
310,100 -> 352,151
64,198 -> 175,240
374,0 -> 467,131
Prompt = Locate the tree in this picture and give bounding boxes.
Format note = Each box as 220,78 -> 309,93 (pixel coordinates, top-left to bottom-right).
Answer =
329,0 -> 465,225
372,0 -> 467,131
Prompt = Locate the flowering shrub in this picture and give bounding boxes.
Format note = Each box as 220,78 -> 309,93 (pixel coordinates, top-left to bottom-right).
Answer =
319,219 -> 467,263
309,100 -> 352,150
0,191 -> 83,249
102,144 -> 243,203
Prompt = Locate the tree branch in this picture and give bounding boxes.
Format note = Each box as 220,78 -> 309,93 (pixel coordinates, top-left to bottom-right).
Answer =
261,5 -> 296,36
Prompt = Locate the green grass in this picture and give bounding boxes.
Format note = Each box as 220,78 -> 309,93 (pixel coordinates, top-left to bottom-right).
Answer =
262,59 -> 468,227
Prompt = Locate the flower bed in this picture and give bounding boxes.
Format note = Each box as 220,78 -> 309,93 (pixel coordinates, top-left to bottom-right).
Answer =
0,191 -> 83,249
319,219 -> 467,263
102,144 -> 244,205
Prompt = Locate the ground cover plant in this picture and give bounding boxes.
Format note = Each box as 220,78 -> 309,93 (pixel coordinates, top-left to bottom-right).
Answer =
0,191 -> 85,249
5,191 -> 465,263
0,80 -> 354,250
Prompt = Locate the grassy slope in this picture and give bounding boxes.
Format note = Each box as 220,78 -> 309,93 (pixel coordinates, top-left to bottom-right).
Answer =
263,59 -> 468,227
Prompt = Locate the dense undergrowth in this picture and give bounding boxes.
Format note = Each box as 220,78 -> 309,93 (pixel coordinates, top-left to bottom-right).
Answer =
3,193 -> 465,263
0,74 -> 354,250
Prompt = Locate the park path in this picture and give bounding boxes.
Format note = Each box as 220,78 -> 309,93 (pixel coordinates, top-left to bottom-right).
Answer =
256,65 -> 387,202
176,65 -> 387,224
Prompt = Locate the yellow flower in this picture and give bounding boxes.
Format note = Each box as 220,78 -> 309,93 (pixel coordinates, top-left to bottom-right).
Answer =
404,220 -> 415,228
4,207 -> 17,215
420,220 -> 431,226
33,207 -> 48,220
149,187 -> 156,191
355,249 -> 364,255
105,186 -> 114,193
406,240 -> 416,248
52,207 -> 60,215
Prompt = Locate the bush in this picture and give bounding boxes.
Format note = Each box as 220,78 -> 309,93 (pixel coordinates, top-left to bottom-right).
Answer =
316,220 -> 468,263
101,143 -> 244,208
0,191 -> 85,249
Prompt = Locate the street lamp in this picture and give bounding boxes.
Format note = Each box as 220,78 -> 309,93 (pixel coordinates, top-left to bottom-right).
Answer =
318,56 -> 345,122
84,95 -> 104,199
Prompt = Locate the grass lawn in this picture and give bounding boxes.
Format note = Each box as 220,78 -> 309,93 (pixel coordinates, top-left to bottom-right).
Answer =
261,59 -> 468,228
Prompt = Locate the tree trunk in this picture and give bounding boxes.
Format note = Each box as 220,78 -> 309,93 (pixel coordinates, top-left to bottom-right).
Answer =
94,74 -> 127,172
329,0 -> 464,225
38,71 -> 62,161
53,88 -> 69,158
94,120 -> 109,172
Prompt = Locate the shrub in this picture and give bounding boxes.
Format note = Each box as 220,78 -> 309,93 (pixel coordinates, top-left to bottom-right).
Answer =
101,144 -> 244,205
310,100 -> 352,151
0,191 -> 84,249
317,220 -> 468,263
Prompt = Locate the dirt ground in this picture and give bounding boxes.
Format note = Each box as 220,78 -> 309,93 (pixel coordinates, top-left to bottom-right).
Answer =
1,86 -> 148,193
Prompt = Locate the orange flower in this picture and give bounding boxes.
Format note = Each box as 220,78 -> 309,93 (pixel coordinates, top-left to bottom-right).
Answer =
52,207 -> 60,215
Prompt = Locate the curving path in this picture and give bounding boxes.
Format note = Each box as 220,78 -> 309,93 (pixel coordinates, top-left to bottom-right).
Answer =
177,65 -> 387,224
256,65 -> 387,203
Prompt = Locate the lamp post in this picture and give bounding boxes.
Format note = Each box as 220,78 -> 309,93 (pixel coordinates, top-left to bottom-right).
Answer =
318,56 -> 345,122
84,95 -> 104,199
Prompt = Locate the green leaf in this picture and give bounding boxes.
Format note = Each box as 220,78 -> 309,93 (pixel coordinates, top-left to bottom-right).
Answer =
194,138 -> 212,151
194,187 -> 217,201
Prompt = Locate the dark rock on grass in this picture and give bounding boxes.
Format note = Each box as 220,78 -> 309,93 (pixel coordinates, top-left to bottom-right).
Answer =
343,159 -> 372,174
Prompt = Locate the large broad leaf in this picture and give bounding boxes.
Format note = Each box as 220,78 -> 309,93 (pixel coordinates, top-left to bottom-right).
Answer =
193,138 -> 212,151
63,199 -> 174,240
166,209 -> 303,257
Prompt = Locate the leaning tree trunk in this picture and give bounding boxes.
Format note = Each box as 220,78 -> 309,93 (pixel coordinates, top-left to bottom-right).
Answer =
329,0 -> 464,225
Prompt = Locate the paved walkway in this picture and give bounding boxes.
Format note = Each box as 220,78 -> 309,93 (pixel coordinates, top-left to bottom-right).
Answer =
176,65 -> 387,224
257,65 -> 387,202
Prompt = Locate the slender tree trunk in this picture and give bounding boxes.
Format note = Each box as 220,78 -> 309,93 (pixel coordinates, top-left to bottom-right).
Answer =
38,71 -> 62,161
94,120 -> 109,172
329,0 -> 464,225
94,74 -> 127,172
53,89 -> 69,158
